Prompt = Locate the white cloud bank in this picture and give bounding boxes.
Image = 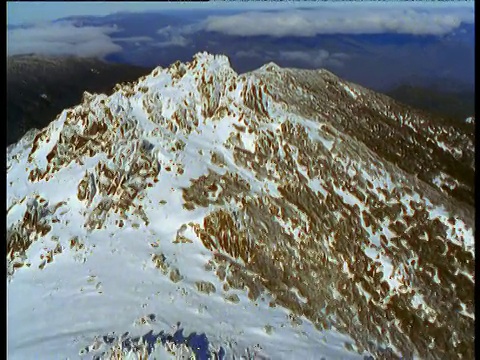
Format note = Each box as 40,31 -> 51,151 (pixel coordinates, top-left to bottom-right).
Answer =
203,5 -> 474,37
7,22 -> 124,58
155,25 -> 194,48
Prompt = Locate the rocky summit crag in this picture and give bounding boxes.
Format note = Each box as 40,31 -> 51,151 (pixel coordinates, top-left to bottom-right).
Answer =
7,52 -> 474,359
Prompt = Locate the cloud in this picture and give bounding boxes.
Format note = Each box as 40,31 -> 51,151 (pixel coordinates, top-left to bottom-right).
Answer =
279,50 -> 349,68
202,6 -> 474,37
235,48 -> 348,68
155,25 -> 191,47
7,22 -> 123,58
155,34 -> 190,48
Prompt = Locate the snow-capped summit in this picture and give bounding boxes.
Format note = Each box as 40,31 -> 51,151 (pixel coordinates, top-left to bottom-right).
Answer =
7,53 -> 474,359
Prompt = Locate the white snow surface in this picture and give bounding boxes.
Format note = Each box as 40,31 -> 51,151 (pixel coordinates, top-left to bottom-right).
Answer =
7,53 -> 368,359
342,84 -> 359,100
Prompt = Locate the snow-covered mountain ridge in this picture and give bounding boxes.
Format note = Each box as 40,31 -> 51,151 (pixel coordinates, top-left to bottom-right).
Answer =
7,52 -> 474,359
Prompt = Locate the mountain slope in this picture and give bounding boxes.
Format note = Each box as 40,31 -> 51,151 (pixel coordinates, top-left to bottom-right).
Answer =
7,54 -> 151,146
7,53 -> 474,359
386,84 -> 475,124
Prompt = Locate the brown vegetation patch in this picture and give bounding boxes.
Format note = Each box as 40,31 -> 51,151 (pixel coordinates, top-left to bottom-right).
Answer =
182,156 -> 473,358
7,197 -> 63,275
195,281 -> 216,295
152,253 -> 169,275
